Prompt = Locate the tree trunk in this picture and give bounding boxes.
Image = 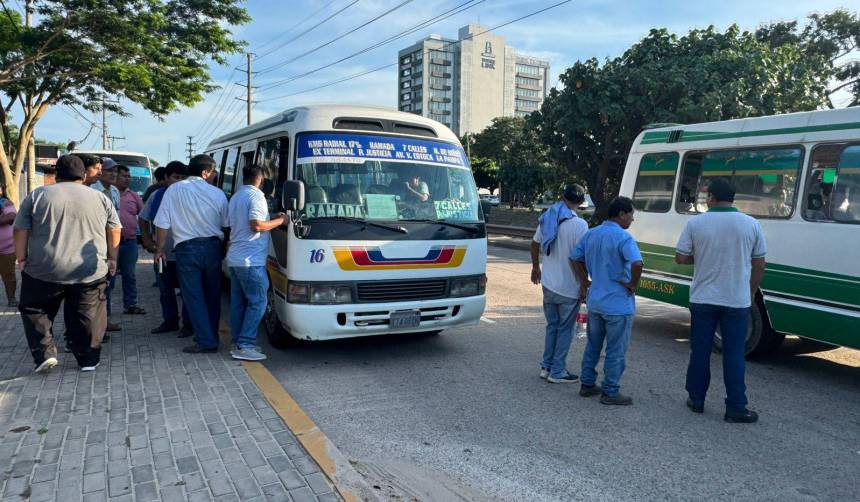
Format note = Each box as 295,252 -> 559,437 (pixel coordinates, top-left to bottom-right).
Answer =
27,136 -> 36,195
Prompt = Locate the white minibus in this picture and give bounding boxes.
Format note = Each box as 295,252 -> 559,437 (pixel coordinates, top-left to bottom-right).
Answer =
205,105 -> 487,344
620,107 -> 860,356
73,150 -> 154,197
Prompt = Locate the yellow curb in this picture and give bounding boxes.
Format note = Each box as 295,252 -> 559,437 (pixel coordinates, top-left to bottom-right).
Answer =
218,320 -> 377,501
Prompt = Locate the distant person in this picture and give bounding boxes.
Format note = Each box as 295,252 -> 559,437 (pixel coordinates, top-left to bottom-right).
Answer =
13,155 -> 121,373
227,165 -> 285,361
92,159 -> 122,331
42,165 -> 57,186
143,166 -> 167,202
0,185 -> 17,306
403,172 -> 430,202
140,161 -> 192,336
571,196 -> 643,405
154,154 -> 228,353
530,184 -> 588,384
675,177 -> 766,424
76,154 -> 102,187
115,165 -> 146,315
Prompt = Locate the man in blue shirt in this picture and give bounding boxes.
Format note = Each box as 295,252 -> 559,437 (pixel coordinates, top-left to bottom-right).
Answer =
570,197 -> 643,405
227,165 -> 285,361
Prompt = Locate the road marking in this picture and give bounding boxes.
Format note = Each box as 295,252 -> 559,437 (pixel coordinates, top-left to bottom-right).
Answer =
480,317 -> 497,324
218,321 -> 378,501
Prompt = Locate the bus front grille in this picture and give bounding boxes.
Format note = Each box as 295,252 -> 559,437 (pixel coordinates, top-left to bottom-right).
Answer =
356,279 -> 448,302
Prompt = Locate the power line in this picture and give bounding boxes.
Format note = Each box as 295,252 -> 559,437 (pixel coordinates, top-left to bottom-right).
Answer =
253,0 -> 342,54
202,103 -> 247,147
197,97 -> 245,148
195,87 -> 244,146
255,0 -> 416,76
260,0 -> 573,103
257,0 -> 485,92
254,0 -> 359,61
191,68 -> 237,139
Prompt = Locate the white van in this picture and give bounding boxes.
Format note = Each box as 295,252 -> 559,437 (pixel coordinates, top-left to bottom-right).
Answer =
619,108 -> 860,355
205,105 -> 487,344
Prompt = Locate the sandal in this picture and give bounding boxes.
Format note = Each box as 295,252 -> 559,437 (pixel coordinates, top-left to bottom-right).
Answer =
123,306 -> 146,315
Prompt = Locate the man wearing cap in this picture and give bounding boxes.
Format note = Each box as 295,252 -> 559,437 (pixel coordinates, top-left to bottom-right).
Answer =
154,154 -> 228,354
675,177 -> 766,423
13,155 -> 121,373
92,158 -> 122,331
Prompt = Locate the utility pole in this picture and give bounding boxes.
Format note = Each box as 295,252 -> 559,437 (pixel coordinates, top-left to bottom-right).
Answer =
235,53 -> 258,126
107,136 -> 125,150
186,136 -> 195,162
102,95 -> 108,149
167,143 -> 171,161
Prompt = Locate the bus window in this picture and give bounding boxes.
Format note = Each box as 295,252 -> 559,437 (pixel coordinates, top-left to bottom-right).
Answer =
833,145 -> 860,223
802,144 -> 842,221
256,137 -> 288,212
632,152 -> 678,212
678,147 -> 802,217
221,147 -> 240,197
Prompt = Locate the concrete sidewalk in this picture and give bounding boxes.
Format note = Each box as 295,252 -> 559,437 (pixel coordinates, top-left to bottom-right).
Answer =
0,260 -> 339,502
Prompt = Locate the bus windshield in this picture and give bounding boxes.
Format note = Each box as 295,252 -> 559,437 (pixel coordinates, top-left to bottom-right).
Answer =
296,132 -> 481,223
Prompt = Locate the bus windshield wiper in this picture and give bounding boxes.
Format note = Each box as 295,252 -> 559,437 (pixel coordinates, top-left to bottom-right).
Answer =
402,219 -> 480,233
313,216 -> 408,234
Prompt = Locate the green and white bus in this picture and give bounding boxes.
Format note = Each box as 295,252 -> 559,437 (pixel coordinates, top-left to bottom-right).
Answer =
620,108 -> 860,356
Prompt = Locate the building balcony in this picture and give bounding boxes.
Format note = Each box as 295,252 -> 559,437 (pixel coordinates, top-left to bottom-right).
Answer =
515,94 -> 542,102
430,71 -> 451,79
429,97 -> 451,103
429,84 -> 452,91
429,109 -> 451,116
429,58 -> 451,66
516,71 -> 541,78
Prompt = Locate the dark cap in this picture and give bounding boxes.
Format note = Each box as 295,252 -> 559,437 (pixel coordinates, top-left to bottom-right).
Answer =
56,155 -> 86,181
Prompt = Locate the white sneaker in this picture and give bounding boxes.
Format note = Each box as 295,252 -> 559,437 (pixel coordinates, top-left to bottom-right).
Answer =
539,368 -> 549,379
80,362 -> 100,372
231,347 -> 267,361
35,357 -> 58,374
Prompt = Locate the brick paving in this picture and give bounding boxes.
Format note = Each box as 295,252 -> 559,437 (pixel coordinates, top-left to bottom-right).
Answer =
0,258 -> 340,501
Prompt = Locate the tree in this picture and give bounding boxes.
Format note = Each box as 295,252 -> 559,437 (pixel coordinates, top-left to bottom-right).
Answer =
468,156 -> 498,190
534,10 -> 860,219
0,0 -> 249,206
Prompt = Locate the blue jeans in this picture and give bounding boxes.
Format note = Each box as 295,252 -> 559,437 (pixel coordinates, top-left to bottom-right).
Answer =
175,238 -> 223,349
580,311 -> 634,397
155,260 -> 190,327
541,287 -> 580,378
105,273 -> 116,317
117,240 -> 139,308
229,266 -> 269,349
686,303 -> 749,413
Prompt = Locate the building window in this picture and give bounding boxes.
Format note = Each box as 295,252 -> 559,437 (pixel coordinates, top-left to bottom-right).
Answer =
516,64 -> 541,75
400,104 -> 412,112
516,88 -> 540,98
677,146 -> 803,218
401,81 -> 411,89
632,153 -> 679,212
401,68 -> 411,77
401,92 -> 411,101
401,56 -> 411,65
515,99 -> 539,111
516,76 -> 541,87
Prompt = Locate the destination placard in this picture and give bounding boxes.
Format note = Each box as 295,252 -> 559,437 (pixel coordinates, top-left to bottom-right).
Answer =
297,133 -> 468,168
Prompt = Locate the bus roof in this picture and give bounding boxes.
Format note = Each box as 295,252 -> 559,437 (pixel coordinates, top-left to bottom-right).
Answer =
206,104 -> 461,150
632,107 -> 860,151
71,150 -> 149,158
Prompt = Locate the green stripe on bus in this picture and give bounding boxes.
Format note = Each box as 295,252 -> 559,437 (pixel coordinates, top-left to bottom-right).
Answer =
641,121 -> 860,145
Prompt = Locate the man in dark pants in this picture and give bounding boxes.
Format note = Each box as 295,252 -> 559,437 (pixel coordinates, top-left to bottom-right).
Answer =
140,162 -> 192,336
13,155 -> 121,372
675,177 -> 767,423
154,155 -> 228,353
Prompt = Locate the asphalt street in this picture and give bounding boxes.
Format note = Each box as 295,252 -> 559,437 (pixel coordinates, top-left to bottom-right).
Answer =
260,245 -> 860,501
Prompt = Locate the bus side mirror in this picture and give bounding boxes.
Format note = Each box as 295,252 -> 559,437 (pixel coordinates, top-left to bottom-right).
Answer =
282,180 -> 305,212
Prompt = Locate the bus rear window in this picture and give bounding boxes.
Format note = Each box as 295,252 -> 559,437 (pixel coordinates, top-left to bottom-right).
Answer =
632,152 -> 678,212
677,147 -> 802,218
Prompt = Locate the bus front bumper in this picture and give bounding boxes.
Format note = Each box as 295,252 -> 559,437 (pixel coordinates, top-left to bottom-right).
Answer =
278,295 -> 486,341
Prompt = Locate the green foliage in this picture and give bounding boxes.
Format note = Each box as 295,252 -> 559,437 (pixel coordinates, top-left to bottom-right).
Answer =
468,156 -> 498,189
534,9 -> 860,219
0,0 -> 249,204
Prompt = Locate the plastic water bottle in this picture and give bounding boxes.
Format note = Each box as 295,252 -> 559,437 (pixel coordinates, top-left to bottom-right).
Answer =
575,303 -> 588,338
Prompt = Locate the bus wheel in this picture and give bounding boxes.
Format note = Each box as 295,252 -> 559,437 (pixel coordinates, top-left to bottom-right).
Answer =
263,290 -> 297,350
713,295 -> 784,358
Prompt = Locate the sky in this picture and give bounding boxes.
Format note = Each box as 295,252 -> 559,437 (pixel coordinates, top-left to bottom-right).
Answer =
24,0 -> 857,164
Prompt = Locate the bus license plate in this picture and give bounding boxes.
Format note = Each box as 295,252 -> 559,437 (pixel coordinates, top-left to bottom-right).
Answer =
390,310 -> 421,329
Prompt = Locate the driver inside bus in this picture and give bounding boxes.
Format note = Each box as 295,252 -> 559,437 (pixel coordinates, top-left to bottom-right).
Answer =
403,171 -> 430,202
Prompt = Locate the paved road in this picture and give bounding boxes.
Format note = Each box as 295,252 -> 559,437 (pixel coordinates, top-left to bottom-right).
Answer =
260,246 -> 860,501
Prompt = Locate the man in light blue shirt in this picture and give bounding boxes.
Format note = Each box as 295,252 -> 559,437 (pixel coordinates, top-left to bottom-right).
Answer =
227,165 -> 285,361
571,196 -> 643,405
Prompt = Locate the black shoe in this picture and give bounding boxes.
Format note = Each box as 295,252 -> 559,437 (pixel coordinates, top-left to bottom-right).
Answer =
151,322 -> 180,334
599,393 -> 633,406
724,409 -> 758,423
686,399 -> 704,414
182,344 -> 218,354
177,325 -> 193,338
579,384 -> 602,397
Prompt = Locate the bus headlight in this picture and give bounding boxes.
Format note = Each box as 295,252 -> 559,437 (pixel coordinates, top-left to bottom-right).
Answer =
288,283 -> 309,303
450,275 -> 486,297
309,285 -> 353,304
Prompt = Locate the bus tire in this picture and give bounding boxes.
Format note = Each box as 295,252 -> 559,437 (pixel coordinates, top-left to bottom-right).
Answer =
713,294 -> 784,358
263,290 -> 298,350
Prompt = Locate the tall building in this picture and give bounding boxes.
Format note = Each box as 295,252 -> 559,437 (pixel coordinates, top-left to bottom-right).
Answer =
397,24 -> 550,137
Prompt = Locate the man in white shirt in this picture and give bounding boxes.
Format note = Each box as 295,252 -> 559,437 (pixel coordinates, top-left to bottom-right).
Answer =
675,177 -> 767,424
227,165 -> 285,361
530,185 -> 589,384
154,155 -> 229,354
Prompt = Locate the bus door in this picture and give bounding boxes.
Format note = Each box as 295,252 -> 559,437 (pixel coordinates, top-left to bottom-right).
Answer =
255,136 -> 290,272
